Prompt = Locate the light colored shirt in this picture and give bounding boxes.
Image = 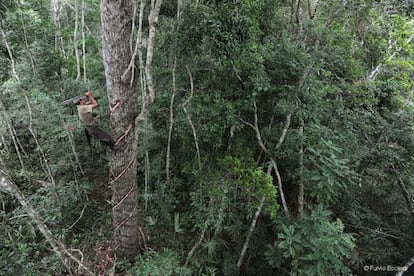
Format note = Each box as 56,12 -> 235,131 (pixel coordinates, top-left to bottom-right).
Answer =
77,105 -> 95,126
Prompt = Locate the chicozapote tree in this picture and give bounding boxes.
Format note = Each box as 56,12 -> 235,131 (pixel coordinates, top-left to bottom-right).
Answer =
101,0 -> 139,260
101,0 -> 161,260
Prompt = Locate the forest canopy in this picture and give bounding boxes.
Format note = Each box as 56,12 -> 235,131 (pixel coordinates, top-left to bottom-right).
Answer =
0,0 -> 413,275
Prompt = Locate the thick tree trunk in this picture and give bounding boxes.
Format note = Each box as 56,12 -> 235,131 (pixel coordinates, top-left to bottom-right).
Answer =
101,0 -> 139,260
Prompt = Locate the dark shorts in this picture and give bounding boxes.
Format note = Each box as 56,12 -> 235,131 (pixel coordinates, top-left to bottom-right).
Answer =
85,124 -> 113,142
85,124 -> 114,150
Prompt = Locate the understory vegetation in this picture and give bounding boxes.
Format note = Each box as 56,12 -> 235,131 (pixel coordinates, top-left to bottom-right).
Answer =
0,0 -> 413,275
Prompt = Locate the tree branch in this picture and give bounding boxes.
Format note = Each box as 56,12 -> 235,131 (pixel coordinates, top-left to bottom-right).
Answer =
185,198 -> 214,266
144,150 -> 150,209
166,57 -> 177,183
24,94 -> 56,186
1,26 -> 20,82
65,128 -> 85,177
184,218 -> 208,267
392,166 -> 414,219
368,34 -> 414,81
122,0 -> 145,86
240,102 -> 290,216
275,113 -> 292,149
81,0 -> 87,82
0,170 -> 94,275
135,0 -> 162,128
297,120 -> 304,214
166,0 -> 182,183
183,66 -> 202,170
144,0 -> 162,104
396,255 -> 414,276
237,195 -> 266,270
73,0 -> 81,80
402,86 -> 414,109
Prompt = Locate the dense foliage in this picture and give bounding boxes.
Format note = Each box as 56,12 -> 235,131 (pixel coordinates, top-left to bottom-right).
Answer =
1,0 -> 413,275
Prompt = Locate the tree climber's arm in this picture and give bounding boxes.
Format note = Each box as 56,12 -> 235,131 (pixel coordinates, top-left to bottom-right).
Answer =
85,91 -> 99,109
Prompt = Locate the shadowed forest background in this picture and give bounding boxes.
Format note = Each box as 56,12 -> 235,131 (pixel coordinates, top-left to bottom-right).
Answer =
0,0 -> 413,275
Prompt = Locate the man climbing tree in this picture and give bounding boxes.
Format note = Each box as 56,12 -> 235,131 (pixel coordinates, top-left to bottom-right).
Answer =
76,91 -> 115,150
100,0 -> 161,260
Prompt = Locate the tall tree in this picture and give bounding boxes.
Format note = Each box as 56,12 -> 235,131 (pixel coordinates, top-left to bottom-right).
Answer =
101,0 -> 139,261
101,0 -> 161,260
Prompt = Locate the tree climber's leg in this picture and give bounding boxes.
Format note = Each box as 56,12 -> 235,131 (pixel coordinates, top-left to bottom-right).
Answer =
86,125 -> 115,150
84,128 -> 91,148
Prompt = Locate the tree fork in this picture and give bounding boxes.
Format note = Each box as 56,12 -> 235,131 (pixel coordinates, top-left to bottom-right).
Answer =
240,102 -> 291,217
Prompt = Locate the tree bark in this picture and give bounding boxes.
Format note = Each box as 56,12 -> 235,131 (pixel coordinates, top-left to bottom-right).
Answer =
101,0 -> 139,261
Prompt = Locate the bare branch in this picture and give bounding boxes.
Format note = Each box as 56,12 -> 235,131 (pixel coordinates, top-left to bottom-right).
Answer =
307,0 -> 312,19
145,0 -> 162,103
81,0 -> 87,82
166,1 -> 183,183
122,0 -> 145,86
138,226 -> 148,250
73,0 -> 81,80
144,150 -> 150,209
24,94 -> 56,186
402,86 -> 414,109
166,57 -> 177,183
0,98 -> 32,175
297,120 -> 304,214
135,0 -> 162,128
307,0 -> 320,19
183,66 -> 202,170
1,26 -> 20,82
65,129 -> 85,177
0,170 -> 94,275
68,205 -> 86,230
392,166 -> 414,218
185,218 -> 208,267
185,198 -> 215,266
20,15 -> 36,72
270,159 -> 289,216
6,120 -> 27,172
237,195 -> 266,269
396,177 -> 414,218
368,34 -> 414,81
396,255 -> 414,276
240,102 -> 290,216
275,113 -> 292,149
295,0 -> 302,24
